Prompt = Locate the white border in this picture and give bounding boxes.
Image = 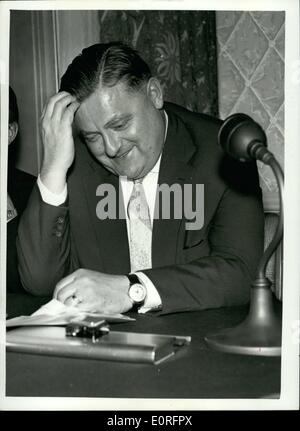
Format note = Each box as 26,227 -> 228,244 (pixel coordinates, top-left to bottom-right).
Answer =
0,0 -> 299,411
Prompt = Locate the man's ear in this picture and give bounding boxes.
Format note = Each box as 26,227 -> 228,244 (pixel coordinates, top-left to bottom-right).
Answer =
8,122 -> 19,145
146,78 -> 164,109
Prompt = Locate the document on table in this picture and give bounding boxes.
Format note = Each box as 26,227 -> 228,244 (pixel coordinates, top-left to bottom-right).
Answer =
6,298 -> 135,327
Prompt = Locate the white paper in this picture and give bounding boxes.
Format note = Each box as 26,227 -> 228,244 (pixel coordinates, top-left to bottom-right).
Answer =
6,299 -> 135,327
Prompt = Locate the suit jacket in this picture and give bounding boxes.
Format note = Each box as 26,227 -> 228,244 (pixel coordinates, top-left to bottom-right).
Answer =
17,103 -> 264,314
7,164 -> 36,293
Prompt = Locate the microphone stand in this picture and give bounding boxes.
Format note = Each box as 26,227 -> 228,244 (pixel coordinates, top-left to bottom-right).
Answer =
204,119 -> 283,356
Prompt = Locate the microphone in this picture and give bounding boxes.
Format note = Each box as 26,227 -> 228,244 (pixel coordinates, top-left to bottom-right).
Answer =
205,113 -> 283,356
219,113 -> 271,163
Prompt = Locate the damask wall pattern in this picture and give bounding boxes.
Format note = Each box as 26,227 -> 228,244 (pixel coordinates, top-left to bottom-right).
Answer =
97,10 -> 218,116
216,11 -> 285,211
96,10 -> 284,209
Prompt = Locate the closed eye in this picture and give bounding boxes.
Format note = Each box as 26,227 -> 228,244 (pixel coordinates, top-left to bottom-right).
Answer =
105,114 -> 133,131
111,121 -> 129,131
81,133 -> 101,144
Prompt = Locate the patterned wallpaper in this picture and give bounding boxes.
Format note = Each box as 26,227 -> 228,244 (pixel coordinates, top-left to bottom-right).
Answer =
97,10 -> 218,116
216,11 -> 285,211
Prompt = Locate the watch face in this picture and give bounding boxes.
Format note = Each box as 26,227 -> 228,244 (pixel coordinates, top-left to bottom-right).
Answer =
129,283 -> 146,304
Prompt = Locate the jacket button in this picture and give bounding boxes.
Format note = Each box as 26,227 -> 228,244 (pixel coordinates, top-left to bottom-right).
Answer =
57,216 -> 64,224
55,231 -> 62,238
56,224 -> 64,232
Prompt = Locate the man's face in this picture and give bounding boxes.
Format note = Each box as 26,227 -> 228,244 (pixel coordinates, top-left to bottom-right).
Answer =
75,79 -> 165,180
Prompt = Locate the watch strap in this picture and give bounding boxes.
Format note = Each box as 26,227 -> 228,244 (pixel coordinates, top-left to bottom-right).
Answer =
127,273 -> 141,286
126,273 -> 146,311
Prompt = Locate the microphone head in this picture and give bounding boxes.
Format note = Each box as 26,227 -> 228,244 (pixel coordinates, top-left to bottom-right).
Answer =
218,113 -> 267,161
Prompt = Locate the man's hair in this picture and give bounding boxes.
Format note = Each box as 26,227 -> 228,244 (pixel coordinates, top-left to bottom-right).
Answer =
60,42 -> 152,102
9,86 -> 19,124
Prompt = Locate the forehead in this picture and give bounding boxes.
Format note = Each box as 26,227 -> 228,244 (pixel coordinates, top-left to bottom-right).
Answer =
75,82 -> 146,132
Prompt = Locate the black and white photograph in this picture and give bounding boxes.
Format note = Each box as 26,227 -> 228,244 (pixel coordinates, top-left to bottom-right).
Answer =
0,0 -> 299,413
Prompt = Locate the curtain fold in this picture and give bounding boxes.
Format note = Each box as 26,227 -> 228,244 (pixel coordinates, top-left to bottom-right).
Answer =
98,10 -> 218,116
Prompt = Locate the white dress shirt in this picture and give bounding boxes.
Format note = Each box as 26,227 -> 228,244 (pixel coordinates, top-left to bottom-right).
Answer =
37,111 -> 168,313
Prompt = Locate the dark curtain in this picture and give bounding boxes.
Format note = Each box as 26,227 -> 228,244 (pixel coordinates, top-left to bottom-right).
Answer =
98,10 -> 218,117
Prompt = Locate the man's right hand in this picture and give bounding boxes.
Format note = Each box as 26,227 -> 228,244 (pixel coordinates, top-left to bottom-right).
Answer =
40,92 -> 80,194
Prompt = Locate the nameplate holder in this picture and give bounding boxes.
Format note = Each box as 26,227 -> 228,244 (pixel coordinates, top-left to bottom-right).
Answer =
6,326 -> 191,365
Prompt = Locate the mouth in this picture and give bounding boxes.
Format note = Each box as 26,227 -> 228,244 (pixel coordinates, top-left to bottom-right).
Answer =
116,147 -> 133,159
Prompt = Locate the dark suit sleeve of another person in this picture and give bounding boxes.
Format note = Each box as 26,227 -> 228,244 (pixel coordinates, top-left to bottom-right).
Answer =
7,168 -> 36,293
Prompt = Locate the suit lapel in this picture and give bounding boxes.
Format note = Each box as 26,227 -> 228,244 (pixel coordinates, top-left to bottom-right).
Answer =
152,109 -> 197,267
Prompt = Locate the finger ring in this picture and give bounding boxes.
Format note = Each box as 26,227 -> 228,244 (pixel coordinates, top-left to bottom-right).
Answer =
71,294 -> 79,304
71,294 -> 82,304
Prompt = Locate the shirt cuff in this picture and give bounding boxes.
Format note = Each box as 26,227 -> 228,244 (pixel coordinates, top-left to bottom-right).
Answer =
134,272 -> 162,314
37,175 -> 68,206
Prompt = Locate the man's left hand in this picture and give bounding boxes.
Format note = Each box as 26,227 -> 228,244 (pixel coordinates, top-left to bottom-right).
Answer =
53,269 -> 133,314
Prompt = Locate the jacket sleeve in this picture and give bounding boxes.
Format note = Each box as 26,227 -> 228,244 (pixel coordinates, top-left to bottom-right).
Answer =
143,163 -> 265,315
17,184 -> 78,296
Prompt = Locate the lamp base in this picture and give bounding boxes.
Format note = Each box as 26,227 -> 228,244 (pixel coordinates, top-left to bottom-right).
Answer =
205,284 -> 282,356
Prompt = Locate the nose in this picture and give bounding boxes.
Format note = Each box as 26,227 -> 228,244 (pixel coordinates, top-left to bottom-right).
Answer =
103,133 -> 122,158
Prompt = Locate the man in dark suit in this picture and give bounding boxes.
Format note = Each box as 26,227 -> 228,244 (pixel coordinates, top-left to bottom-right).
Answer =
7,87 -> 36,293
17,42 -> 264,314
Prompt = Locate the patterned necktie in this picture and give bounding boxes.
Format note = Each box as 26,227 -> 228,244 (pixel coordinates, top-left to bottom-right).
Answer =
127,179 -> 152,272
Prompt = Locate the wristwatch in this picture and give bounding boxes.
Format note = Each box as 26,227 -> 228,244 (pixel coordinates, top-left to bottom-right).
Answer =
127,274 -> 147,310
